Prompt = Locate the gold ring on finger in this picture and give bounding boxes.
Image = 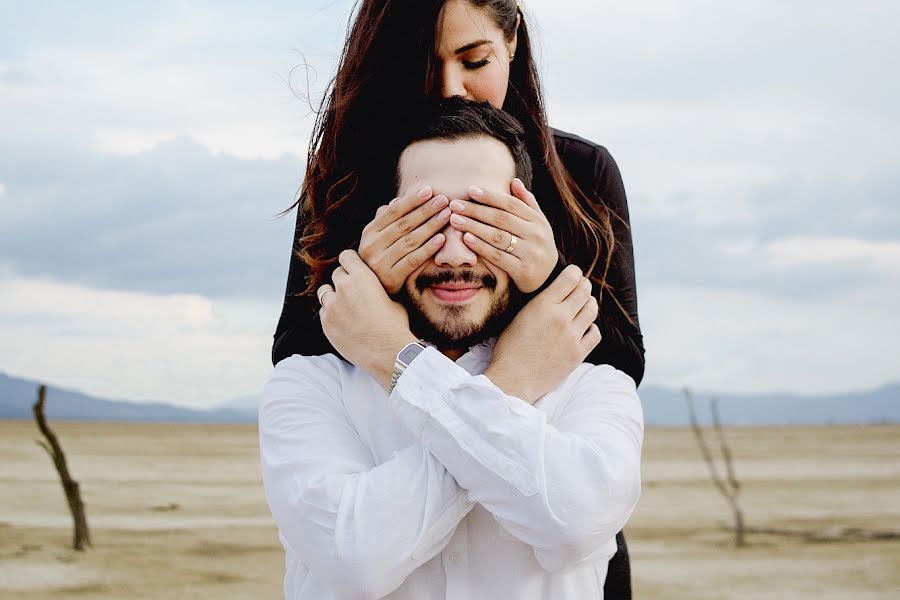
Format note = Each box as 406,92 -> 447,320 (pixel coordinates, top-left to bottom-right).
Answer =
317,285 -> 335,306
504,233 -> 518,254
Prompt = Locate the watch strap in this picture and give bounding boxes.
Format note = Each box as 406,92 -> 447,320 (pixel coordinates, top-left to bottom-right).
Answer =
388,340 -> 427,394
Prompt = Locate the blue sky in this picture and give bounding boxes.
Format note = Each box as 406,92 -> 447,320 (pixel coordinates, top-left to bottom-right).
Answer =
1,1 -> 898,407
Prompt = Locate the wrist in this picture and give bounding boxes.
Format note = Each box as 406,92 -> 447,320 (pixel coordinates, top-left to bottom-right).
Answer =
531,252 -> 567,297
484,363 -> 537,404
367,331 -> 418,391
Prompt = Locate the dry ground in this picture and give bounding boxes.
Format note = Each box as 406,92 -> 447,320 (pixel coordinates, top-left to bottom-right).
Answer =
0,420 -> 897,599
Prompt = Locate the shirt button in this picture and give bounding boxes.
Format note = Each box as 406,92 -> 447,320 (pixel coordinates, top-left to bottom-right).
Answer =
449,551 -> 459,563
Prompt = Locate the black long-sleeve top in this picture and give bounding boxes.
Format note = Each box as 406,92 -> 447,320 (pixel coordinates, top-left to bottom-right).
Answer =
272,128 -> 645,387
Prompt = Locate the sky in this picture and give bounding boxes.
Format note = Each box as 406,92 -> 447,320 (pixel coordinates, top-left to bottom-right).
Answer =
1,1 -> 898,407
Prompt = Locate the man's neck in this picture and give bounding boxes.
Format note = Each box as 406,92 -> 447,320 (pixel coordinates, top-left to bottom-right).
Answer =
441,348 -> 465,361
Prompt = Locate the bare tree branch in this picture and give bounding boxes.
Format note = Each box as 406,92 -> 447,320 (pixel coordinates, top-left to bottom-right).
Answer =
711,399 -> 741,493
35,439 -> 55,461
33,384 -> 91,551
684,387 -> 746,547
685,388 -> 730,499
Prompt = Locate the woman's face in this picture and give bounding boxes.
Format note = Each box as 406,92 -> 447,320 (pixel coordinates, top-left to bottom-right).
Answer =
435,0 -> 518,109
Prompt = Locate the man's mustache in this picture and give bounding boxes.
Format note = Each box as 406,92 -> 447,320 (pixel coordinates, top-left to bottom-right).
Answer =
415,270 -> 497,293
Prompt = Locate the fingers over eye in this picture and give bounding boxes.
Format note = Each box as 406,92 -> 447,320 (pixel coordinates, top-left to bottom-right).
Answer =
394,233 -> 445,274
510,178 -> 541,211
385,207 -> 451,260
450,212 -> 515,252
386,195 -> 449,239
462,232 -> 520,270
450,199 -> 529,237
373,185 -> 434,231
467,185 -> 534,221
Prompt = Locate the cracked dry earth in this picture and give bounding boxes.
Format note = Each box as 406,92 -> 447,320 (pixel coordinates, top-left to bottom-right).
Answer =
1,420 -> 898,599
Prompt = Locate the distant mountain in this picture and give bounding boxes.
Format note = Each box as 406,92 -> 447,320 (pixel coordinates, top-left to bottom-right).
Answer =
639,383 -> 900,426
219,393 -> 260,412
0,372 -> 254,423
1,370 -> 897,425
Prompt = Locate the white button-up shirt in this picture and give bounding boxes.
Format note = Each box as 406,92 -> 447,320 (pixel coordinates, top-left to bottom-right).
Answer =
259,339 -> 643,600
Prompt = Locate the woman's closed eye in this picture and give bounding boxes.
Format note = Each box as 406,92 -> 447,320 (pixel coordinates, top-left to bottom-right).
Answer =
463,58 -> 490,70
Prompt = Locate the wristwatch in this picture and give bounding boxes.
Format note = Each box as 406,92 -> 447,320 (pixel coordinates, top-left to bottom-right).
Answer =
388,340 -> 428,394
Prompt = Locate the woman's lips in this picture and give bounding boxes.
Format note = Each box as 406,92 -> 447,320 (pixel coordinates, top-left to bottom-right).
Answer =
429,286 -> 481,303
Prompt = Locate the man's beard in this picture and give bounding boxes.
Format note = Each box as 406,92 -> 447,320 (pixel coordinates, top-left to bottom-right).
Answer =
399,269 -> 521,351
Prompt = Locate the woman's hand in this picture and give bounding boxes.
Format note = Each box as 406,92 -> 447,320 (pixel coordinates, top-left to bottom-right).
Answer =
448,178 -> 557,293
484,265 -> 601,404
358,185 -> 453,295
318,250 -> 418,389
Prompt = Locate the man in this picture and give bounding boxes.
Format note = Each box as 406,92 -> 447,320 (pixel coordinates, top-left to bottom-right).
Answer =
259,99 -> 643,599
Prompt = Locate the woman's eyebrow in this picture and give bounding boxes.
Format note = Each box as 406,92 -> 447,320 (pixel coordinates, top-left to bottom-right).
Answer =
454,39 -> 491,54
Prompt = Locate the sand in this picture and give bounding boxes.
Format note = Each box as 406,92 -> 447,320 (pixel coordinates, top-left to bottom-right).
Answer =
1,420 -> 897,599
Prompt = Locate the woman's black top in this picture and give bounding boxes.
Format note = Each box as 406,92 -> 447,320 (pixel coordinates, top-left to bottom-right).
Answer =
272,128 -> 645,386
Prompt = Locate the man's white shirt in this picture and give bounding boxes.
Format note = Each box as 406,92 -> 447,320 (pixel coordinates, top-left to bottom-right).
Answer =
259,338 -> 643,600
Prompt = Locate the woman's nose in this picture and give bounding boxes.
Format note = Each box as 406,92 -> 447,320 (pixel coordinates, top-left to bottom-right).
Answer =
433,222 -> 478,268
441,65 -> 467,99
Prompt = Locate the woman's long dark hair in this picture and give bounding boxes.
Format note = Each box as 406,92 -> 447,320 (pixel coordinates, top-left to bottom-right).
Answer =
286,0 -> 625,320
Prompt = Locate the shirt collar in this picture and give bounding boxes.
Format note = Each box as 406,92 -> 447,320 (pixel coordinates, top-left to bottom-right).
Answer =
450,336 -> 496,374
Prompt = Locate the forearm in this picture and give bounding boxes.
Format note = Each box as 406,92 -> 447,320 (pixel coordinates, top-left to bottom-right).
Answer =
260,358 -> 474,596
516,251 -> 645,387
358,332 -> 419,392
391,348 -> 643,571
482,362 -> 539,403
262,444 -> 473,596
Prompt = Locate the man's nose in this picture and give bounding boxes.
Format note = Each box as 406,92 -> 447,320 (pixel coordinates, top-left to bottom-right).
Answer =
433,222 -> 478,268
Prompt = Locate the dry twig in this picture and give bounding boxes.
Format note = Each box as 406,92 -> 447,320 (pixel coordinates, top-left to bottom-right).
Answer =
33,384 -> 91,551
685,388 -> 746,547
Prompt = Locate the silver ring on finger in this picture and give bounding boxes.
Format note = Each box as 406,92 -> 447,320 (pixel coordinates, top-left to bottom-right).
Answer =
317,284 -> 335,307
504,233 -> 518,254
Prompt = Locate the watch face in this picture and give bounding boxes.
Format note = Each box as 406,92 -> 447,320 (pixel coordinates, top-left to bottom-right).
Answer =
399,344 -> 424,365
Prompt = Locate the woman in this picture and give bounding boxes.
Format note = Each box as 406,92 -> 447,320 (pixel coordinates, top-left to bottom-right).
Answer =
273,1 -> 644,596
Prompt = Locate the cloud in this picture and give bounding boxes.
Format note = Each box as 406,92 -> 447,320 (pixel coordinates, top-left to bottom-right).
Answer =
0,2 -> 343,159
0,65 -> 34,85
1,1 -> 898,400
0,277 -> 215,331
640,282 -> 900,395
533,0 -> 900,117
528,0 -> 900,246
0,137 -> 299,300
765,237 -> 900,272
0,274 -> 277,407
627,165 -> 900,304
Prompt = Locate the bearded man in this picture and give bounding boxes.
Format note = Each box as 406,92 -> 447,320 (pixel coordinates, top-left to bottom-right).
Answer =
259,99 -> 643,600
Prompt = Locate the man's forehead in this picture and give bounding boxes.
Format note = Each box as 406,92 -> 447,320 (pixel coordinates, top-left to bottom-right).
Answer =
398,136 -> 515,200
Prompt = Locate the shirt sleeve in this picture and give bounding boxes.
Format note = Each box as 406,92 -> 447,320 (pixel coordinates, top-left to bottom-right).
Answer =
259,354 -> 475,598
391,346 -> 644,573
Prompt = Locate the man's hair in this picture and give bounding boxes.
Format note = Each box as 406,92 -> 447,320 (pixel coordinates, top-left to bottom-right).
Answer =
396,97 -> 533,191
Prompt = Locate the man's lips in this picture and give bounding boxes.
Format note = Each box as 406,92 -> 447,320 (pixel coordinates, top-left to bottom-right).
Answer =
432,283 -> 480,291
429,284 -> 482,302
